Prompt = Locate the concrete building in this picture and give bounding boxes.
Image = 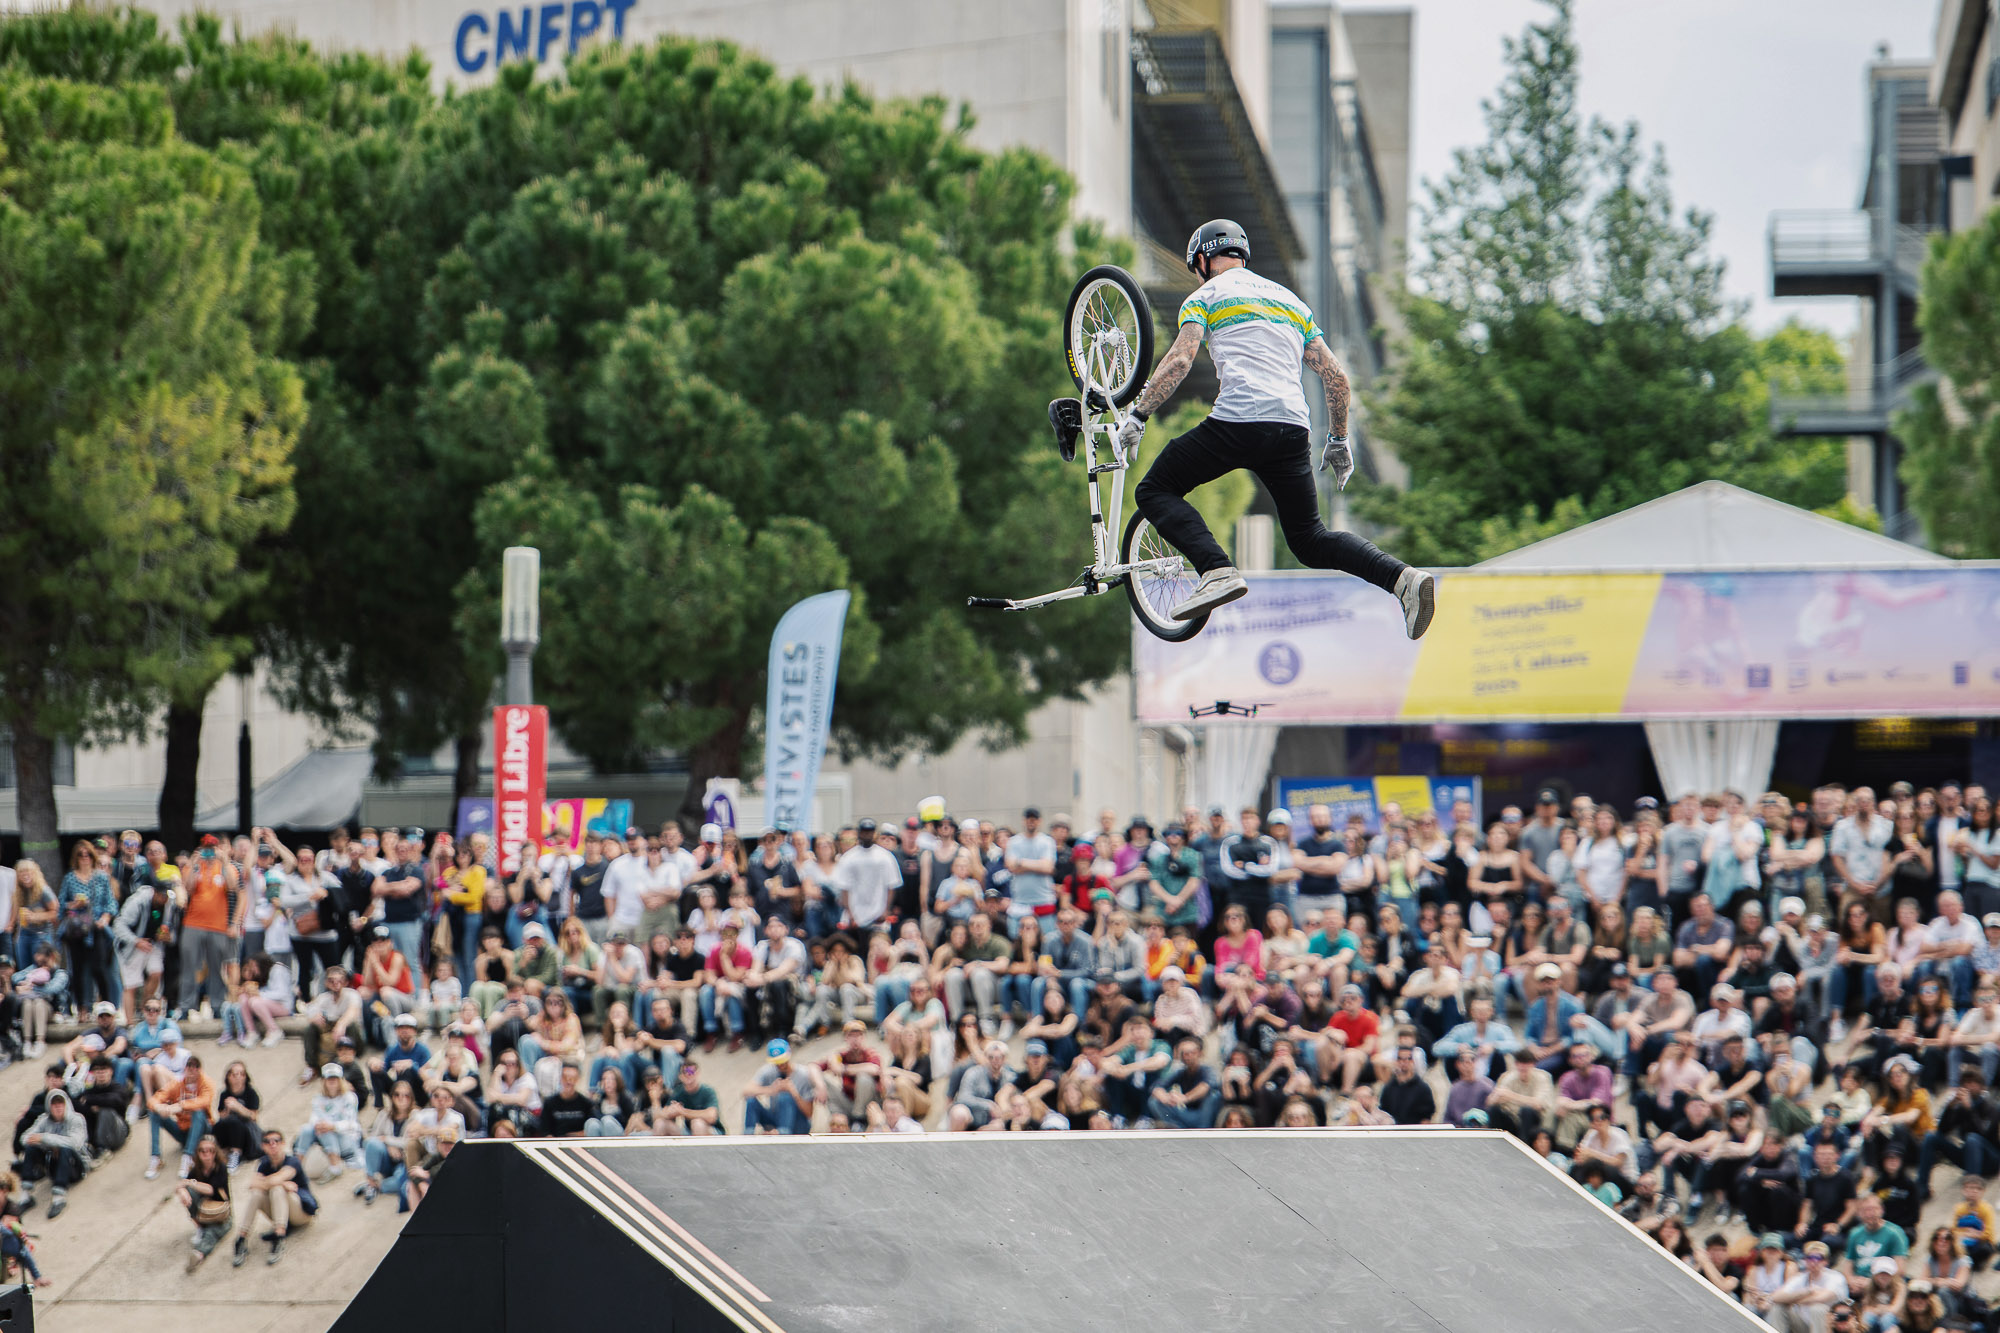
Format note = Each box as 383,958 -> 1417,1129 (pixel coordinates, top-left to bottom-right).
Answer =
1,0 -> 1408,839
1934,0 -> 2000,213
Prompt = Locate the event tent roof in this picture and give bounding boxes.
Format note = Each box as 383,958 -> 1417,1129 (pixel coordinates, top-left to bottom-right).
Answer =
1473,481 -> 1947,572
196,747 -> 373,831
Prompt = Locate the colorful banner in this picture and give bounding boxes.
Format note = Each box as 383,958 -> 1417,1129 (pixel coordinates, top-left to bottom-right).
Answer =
765,591 -> 851,834
459,796 -> 632,854
1136,568 -> 2000,723
1275,776 -> 1484,833
493,704 -> 548,876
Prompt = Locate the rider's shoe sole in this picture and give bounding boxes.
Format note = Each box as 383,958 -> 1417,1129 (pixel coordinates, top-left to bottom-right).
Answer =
1402,570 -> 1436,639
1172,578 -> 1248,622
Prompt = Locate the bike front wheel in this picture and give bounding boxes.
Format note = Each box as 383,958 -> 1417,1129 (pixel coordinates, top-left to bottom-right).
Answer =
1064,265 -> 1154,408
1122,511 -> 1206,641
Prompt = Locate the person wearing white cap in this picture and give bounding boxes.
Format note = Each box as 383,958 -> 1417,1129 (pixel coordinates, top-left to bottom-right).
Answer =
1262,809 -> 1300,923
293,1063 -> 365,1184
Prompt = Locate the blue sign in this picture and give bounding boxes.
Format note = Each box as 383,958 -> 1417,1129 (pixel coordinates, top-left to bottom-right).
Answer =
765,591 -> 851,834
1257,640 -> 1301,686
455,1 -> 639,74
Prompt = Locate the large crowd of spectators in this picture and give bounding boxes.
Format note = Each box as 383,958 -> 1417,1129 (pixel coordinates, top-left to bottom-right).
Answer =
6,777 -> 2000,1323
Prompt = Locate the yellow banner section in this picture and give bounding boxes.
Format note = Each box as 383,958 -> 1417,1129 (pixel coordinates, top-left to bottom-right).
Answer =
1400,573 -> 1664,718
1372,776 -> 1434,820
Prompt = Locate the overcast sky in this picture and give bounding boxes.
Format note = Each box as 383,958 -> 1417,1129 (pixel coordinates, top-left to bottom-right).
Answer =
1392,0 -> 1939,336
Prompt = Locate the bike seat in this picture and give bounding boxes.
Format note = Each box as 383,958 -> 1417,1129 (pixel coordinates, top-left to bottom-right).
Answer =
1048,397 -> 1083,463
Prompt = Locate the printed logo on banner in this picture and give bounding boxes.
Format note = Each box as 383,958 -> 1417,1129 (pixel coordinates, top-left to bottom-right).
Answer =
765,592 -> 850,834
1258,641 -> 1302,686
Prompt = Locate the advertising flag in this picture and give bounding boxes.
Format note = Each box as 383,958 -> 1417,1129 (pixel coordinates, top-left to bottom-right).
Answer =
493,704 -> 548,875
765,591 -> 851,834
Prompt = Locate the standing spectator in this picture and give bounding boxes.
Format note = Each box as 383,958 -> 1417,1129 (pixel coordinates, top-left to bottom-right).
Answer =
60,842 -> 117,1016
833,820 -> 901,933
178,836 -> 240,1021
12,860 -> 57,974
371,834 -> 429,978
1831,789 -> 1895,925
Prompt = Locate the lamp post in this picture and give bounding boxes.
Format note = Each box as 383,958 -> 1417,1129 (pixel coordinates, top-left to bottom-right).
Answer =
501,546 -> 541,706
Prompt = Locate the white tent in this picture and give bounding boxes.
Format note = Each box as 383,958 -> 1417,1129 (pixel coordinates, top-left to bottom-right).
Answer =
1475,481 -> 1944,797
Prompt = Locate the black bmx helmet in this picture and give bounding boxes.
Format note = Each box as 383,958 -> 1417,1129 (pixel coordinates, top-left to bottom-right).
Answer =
1185,219 -> 1251,276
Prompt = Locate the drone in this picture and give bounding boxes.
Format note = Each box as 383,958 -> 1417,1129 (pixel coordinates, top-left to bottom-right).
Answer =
1189,701 -> 1260,719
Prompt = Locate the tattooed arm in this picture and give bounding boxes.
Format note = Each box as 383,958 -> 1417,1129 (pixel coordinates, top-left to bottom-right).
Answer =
1302,336 -> 1351,438
1131,322 -> 1205,419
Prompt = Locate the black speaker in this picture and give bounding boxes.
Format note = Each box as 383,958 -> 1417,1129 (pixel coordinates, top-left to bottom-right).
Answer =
0,1283 -> 33,1332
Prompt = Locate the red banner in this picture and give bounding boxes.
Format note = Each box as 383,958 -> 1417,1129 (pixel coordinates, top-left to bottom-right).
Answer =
493,704 -> 547,876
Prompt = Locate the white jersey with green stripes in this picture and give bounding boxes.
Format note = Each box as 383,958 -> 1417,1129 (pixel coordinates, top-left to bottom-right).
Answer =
1176,266 -> 1319,429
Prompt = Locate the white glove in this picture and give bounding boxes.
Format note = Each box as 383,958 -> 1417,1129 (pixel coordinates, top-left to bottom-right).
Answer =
1116,411 -> 1147,456
1319,433 -> 1354,491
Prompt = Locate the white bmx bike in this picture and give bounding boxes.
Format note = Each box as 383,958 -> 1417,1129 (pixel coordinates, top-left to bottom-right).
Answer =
967,265 -> 1208,641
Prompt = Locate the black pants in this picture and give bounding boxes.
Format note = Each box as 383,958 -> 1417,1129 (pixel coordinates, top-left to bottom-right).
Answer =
20,1144 -> 83,1188
213,1112 -> 262,1156
1134,416 -> 1405,587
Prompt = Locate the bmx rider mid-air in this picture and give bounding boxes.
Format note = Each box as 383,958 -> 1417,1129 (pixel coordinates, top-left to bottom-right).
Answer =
1122,218 -> 1436,637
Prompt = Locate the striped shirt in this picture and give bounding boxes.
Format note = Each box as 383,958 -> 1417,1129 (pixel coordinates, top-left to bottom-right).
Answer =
1177,267 -> 1319,428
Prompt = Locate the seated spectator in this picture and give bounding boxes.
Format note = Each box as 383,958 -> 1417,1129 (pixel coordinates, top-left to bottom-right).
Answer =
1571,1102 -> 1636,1198
517,988 -> 584,1093
486,1048 -> 542,1136
951,1040 -> 1017,1131
177,1134 -> 232,1272
1552,1041 -> 1613,1147
1486,1048 -> 1555,1142
1323,983 -> 1381,1094
747,917 -> 807,1039
819,1021 -> 884,1129
74,1056 -> 133,1158
146,1054 -> 215,1182
1443,1049 -> 1493,1127
358,1079 -> 415,1207
945,914 -> 1011,1037
594,931 -> 646,1028
420,1026 -> 485,1132
536,1063 -> 594,1138
1691,984 -> 1754,1066
1916,1227 -> 1972,1311
656,1061 -> 721,1136
1380,1046 -> 1435,1125
15,941 -> 66,1057
1768,1241 -> 1847,1331
1147,1036 -> 1218,1129
292,1064 -> 364,1183
1873,1141 -> 1924,1240
1098,1016 -> 1171,1126
1947,982 -> 2000,1087
1432,993 -> 1520,1082
1743,1233 -> 1800,1321
745,1039 -> 821,1135
232,1128 -> 317,1268
356,926 -> 418,1047
1923,890 -> 1980,1008
883,976 -> 947,1074
367,1014 -> 431,1110
417,956 -> 462,1035
1859,1058 -> 1932,1167
64,1002 -> 134,1087
1400,938 -> 1463,1050
1919,1067 -> 2000,1200
404,1082 -> 464,1209
585,1067 -> 634,1138
866,1094 -> 925,1134
16,1088 -> 85,1219
1844,1194 -> 1910,1281
699,923 -> 753,1053
1150,966 -> 1207,1048
1952,1172 -> 1997,1271
301,966 -> 363,1086
1732,1130 -> 1803,1239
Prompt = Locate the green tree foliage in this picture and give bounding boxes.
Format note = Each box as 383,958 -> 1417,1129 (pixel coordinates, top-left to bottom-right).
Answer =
1899,208 -> 2000,557
0,70 -> 301,855
1357,0 -> 1847,567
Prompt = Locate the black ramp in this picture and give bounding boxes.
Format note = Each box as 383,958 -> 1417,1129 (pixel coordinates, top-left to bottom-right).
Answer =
524,1130 -> 1762,1333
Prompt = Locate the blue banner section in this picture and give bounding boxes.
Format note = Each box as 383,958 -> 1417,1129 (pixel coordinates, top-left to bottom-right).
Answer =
1274,776 -> 1485,833
765,590 -> 851,834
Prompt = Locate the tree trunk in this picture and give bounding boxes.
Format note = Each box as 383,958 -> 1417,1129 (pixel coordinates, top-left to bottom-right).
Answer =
454,730 -> 483,807
676,702 -> 752,836
159,697 -> 205,851
12,720 -> 60,863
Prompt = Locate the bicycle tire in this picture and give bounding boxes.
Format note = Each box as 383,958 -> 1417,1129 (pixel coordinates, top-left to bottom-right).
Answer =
1122,511 -> 1206,642
1064,265 -> 1154,408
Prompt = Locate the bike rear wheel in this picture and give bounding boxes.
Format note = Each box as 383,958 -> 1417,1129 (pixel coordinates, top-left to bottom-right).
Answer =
1064,265 -> 1154,408
1122,511 -> 1206,641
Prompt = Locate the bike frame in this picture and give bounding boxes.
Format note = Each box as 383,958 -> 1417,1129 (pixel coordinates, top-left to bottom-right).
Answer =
970,329 -> 1183,613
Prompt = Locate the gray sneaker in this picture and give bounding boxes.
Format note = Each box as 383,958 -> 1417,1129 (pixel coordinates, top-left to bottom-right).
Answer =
1395,567 -> 1436,640
1171,566 -> 1248,621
